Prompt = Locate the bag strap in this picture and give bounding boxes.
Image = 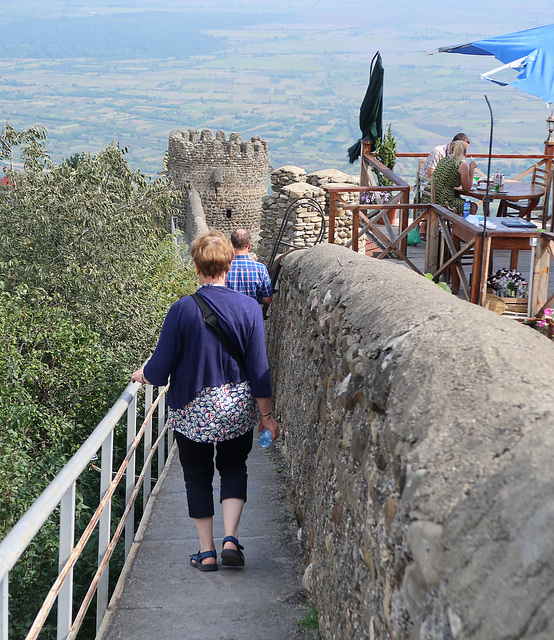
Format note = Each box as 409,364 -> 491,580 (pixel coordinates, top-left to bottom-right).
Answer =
191,293 -> 245,369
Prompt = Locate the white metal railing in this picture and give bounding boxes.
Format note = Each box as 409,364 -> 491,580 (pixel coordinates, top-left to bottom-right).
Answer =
0,377 -> 173,640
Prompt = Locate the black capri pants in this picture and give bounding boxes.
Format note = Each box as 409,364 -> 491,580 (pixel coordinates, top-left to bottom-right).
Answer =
175,429 -> 253,519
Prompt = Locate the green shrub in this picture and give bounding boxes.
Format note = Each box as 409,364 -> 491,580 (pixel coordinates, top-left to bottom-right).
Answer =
0,124 -> 197,638
373,123 -> 397,186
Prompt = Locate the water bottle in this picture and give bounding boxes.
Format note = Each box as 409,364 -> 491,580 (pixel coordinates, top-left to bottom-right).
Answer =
258,428 -> 272,448
463,200 -> 471,218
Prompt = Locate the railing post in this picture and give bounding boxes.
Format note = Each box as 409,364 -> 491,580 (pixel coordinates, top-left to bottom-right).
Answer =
352,206 -> 359,253
425,208 -> 440,274
157,387 -> 166,479
545,133 -> 554,232
360,140 -> 373,187
530,236 -> 550,316
478,236 -> 492,306
143,385 -> 153,510
97,431 -> 114,632
125,394 -> 137,560
328,192 -> 336,244
1,576 -> 7,640
57,483 -> 76,640
400,188 -> 410,255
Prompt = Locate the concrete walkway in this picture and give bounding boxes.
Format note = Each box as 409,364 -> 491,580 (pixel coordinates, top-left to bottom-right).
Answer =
98,440 -> 318,640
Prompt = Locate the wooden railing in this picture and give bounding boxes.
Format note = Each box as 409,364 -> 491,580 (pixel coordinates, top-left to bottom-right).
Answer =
326,153 -> 411,253
323,147 -> 554,317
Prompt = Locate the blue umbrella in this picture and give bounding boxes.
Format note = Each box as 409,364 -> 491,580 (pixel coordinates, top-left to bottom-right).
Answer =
435,24 -> 554,106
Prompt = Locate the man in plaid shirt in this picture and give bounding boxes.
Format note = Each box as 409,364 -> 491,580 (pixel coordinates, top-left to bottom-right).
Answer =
225,229 -> 273,305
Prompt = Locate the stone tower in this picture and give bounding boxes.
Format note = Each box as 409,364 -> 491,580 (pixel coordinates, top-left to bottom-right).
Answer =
167,128 -> 269,242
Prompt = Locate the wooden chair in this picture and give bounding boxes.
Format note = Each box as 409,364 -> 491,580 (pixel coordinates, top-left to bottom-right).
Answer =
421,175 -> 479,289
504,161 -> 552,227
414,157 -> 424,203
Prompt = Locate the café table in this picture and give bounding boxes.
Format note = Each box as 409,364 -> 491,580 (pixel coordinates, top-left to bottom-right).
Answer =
426,207 -> 548,313
458,180 -> 545,218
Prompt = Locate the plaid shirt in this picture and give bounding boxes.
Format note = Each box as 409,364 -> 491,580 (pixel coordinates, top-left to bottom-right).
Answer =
225,254 -> 273,303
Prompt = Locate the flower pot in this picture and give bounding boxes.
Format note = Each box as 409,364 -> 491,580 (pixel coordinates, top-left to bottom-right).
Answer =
375,208 -> 398,225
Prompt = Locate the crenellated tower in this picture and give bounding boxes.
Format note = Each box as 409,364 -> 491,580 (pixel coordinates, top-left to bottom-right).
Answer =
167,128 -> 269,242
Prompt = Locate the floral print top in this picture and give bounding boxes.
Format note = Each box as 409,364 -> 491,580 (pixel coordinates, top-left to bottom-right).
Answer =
167,381 -> 258,443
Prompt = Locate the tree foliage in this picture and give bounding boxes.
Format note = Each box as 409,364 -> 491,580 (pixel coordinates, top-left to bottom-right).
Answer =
0,124 -> 196,638
373,124 -> 397,186
0,126 -> 194,359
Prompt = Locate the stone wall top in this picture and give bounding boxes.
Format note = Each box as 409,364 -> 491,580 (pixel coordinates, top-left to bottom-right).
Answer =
280,182 -> 325,199
306,168 -> 359,188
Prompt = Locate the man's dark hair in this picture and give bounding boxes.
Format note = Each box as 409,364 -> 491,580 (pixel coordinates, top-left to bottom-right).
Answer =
230,228 -> 251,250
452,133 -> 470,145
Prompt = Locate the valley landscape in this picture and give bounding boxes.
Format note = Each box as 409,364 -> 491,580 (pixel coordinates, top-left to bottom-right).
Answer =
1,0 -> 554,182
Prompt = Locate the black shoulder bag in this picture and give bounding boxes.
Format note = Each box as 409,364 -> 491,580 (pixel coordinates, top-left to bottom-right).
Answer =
191,293 -> 245,369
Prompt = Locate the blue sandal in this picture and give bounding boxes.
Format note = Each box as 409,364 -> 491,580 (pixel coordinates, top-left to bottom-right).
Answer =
189,549 -> 218,572
221,536 -> 245,567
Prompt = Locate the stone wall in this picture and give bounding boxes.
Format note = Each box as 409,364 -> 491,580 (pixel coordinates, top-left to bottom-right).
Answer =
266,243 -> 554,640
257,166 -> 359,264
167,129 -> 269,242
182,187 -> 209,248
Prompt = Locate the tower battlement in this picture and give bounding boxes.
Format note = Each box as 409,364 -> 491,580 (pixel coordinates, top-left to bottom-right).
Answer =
169,129 -> 268,162
167,128 -> 269,241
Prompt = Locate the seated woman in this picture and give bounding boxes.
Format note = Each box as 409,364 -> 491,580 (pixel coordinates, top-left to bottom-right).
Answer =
422,139 -> 478,215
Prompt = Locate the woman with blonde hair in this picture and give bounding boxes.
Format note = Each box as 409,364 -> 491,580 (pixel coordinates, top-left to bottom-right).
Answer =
422,139 -> 478,215
131,230 -> 279,571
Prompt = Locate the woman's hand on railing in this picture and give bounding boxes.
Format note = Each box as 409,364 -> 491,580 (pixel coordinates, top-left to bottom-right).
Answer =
131,369 -> 149,385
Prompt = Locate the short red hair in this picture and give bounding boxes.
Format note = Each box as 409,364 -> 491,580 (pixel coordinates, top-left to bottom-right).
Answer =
190,231 -> 234,278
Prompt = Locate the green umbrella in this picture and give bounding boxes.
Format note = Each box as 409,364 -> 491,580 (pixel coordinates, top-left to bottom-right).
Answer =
348,51 -> 384,163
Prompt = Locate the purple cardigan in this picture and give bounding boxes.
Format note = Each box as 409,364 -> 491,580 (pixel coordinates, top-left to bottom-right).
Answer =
143,285 -> 271,410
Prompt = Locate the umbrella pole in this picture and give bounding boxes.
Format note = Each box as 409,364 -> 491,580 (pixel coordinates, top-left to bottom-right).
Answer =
478,95 -> 494,304
360,141 -> 373,187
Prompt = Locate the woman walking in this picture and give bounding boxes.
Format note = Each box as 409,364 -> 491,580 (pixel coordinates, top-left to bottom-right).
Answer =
131,231 -> 279,571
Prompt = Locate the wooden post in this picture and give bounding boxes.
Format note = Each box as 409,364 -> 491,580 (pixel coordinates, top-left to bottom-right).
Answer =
470,235 -> 483,304
425,208 -> 440,274
530,236 -> 551,316
352,206 -> 359,253
329,191 -> 336,244
361,141 -> 373,188
451,236 -> 461,294
478,236 -> 492,306
545,123 -> 554,231
400,189 -> 409,255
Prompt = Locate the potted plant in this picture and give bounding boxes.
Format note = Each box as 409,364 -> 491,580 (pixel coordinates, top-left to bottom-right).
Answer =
372,124 -> 397,186
360,188 -> 396,227
363,125 -> 398,224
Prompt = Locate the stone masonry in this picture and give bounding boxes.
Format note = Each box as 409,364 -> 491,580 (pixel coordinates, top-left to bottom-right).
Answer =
167,129 -> 269,242
257,166 -> 359,264
266,243 -> 554,640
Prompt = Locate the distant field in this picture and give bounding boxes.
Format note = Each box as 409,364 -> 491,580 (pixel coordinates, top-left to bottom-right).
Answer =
0,7 -> 552,184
